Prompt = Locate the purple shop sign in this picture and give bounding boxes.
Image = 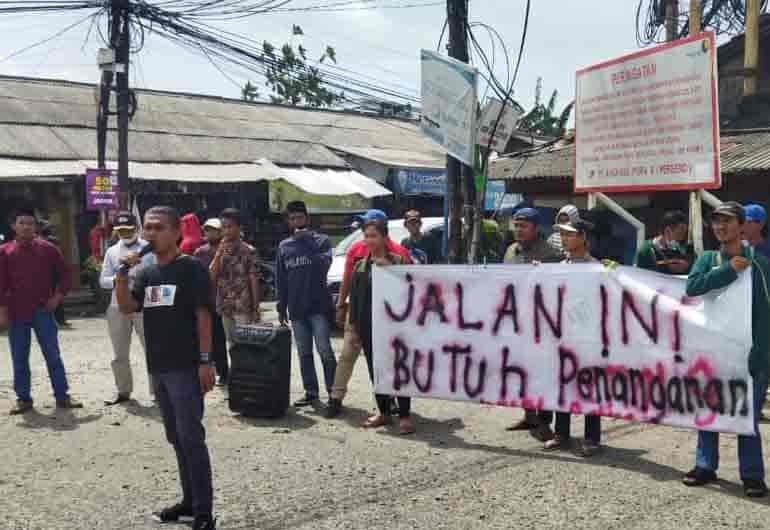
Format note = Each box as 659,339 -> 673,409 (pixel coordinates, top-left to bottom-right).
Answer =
85,168 -> 119,211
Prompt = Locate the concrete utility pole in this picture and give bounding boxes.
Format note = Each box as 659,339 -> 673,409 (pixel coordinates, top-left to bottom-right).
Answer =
445,0 -> 470,263
744,0 -> 760,97
115,0 -> 131,209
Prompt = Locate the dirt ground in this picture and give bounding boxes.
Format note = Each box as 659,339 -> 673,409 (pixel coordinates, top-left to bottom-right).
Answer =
2,311 -> 770,529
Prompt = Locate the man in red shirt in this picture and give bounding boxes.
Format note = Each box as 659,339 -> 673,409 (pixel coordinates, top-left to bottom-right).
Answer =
0,208 -> 82,415
326,209 -> 410,418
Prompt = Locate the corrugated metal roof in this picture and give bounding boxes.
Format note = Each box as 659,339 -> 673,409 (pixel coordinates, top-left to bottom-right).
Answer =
490,130 -> 770,181
0,76 -> 438,168
331,145 -> 445,169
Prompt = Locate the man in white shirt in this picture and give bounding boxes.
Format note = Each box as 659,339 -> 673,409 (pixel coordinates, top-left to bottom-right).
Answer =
100,212 -> 156,405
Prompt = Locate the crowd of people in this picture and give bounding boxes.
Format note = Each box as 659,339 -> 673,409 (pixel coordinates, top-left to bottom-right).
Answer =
1,198 -> 770,529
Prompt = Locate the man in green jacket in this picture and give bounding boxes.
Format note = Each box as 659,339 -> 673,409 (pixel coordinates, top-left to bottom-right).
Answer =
682,201 -> 770,498
635,210 -> 693,275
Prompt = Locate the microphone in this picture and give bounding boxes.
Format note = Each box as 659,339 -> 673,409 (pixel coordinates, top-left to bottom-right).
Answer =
118,243 -> 153,275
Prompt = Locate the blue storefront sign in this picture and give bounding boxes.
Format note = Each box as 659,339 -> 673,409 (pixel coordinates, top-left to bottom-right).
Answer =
395,169 -> 519,211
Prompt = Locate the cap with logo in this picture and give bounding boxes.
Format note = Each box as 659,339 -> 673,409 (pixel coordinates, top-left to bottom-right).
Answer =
711,201 -> 746,222
203,218 -> 222,230
513,207 -> 540,224
553,218 -> 594,234
113,212 -> 137,230
744,204 -> 767,223
356,209 -> 388,224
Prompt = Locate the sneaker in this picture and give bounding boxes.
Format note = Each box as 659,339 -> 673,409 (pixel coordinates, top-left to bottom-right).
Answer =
55,397 -> 83,409
9,400 -> 33,415
682,467 -> 717,487
104,393 -> 130,406
293,395 -> 318,408
193,514 -> 217,530
744,479 -> 768,498
578,439 -> 601,458
543,434 -> 570,451
151,502 -> 194,523
530,423 -> 554,443
325,398 -> 342,419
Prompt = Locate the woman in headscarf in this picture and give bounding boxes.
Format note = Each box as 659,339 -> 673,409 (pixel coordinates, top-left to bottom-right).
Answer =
348,218 -> 415,435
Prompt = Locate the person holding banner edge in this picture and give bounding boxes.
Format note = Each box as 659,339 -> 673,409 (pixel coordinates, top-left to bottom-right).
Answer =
543,216 -> 602,457
682,201 -> 770,498
503,207 -> 561,441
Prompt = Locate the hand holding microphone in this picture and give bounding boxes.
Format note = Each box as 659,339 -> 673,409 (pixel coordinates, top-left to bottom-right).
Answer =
118,243 -> 153,275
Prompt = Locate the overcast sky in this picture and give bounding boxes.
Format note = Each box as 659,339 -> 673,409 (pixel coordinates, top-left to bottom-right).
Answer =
0,0 -> 646,113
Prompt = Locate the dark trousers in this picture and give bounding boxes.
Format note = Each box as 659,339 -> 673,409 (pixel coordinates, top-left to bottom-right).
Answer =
211,313 -> 228,382
360,323 -> 411,418
154,369 -> 213,516
554,412 -> 601,443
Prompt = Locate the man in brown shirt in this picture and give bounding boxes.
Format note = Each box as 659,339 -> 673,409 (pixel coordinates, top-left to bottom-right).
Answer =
208,209 -> 260,344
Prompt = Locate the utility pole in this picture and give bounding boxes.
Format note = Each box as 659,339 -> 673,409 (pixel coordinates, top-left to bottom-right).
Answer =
689,0 -> 704,255
665,0 -> 679,42
744,0 -> 760,97
115,0 -> 131,209
445,0 -> 470,263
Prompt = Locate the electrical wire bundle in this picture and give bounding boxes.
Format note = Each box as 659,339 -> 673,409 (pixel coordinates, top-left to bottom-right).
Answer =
636,0 -> 769,46
0,0 -> 439,107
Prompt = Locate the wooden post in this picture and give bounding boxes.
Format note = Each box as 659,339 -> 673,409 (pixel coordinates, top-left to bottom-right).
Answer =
689,0 -> 701,34
665,0 -> 679,42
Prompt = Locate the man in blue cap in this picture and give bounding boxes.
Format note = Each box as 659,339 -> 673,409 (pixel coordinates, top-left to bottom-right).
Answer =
327,209 -> 411,418
743,204 -> 770,260
503,207 -> 560,440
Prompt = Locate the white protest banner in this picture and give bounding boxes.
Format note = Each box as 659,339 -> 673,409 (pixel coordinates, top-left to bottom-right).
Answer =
477,98 -> 522,152
420,49 -> 478,166
373,264 -> 754,435
575,32 -> 720,192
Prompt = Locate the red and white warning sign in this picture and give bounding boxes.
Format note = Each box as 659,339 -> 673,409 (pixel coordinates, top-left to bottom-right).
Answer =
575,32 -> 720,193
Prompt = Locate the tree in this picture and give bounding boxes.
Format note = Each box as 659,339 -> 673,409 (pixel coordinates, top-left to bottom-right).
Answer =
518,77 -> 574,137
247,27 -> 342,108
241,81 -> 259,102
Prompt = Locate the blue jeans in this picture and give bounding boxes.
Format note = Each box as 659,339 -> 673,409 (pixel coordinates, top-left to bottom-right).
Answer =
695,373 -> 769,481
154,369 -> 213,516
292,314 -> 337,399
9,307 -> 70,402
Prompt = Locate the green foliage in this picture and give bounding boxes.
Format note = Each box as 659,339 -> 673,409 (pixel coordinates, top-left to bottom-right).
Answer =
244,26 -> 341,108
518,77 -> 575,137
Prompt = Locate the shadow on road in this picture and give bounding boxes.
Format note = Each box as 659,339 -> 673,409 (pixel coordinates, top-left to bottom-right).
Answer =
230,409 -> 318,432
17,409 -> 102,431
124,400 -> 163,422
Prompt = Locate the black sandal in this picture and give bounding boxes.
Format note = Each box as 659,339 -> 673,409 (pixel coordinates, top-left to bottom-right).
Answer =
682,467 -> 717,487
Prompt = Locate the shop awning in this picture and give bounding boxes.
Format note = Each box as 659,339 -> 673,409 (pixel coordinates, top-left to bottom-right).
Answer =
0,158 -> 392,198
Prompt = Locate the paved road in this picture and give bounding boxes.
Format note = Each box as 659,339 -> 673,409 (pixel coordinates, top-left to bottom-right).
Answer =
1,315 -> 769,529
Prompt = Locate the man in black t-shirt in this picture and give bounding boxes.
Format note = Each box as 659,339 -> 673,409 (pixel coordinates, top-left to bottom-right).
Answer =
115,206 -> 217,530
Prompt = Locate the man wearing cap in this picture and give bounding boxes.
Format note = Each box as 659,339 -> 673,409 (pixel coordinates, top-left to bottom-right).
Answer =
635,210 -> 693,275
327,209 -> 411,418
503,207 -> 561,439
276,201 -> 337,407
100,211 -> 157,405
544,216 -> 603,457
743,204 -> 770,260
194,219 -> 229,387
401,210 -> 441,264
682,201 -> 770,497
